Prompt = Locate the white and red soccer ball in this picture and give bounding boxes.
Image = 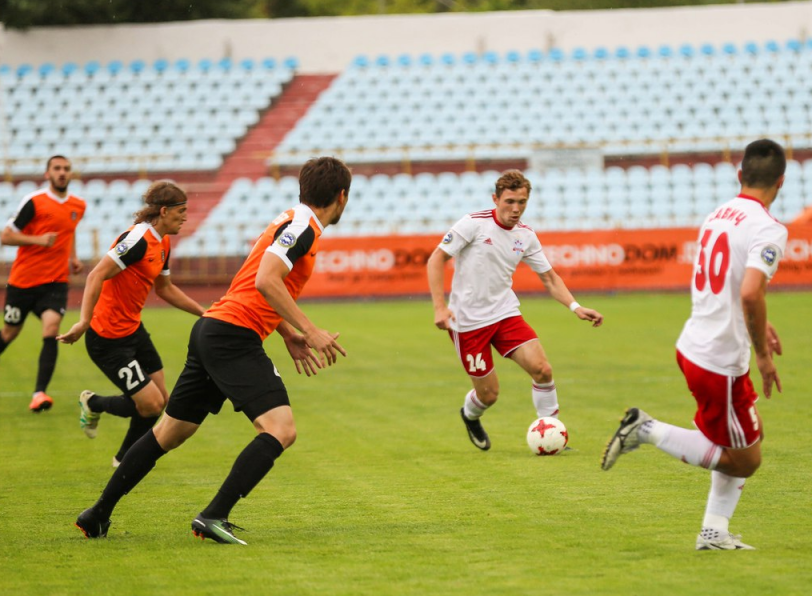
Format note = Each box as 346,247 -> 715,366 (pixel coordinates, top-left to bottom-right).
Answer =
526,417 -> 568,455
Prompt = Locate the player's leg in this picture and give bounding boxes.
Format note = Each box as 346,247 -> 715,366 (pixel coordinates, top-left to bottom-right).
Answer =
0,284 -> 29,355
194,402 -> 291,545
75,319 -> 215,539
508,339 -> 559,418
494,316 -> 559,419
451,324 -> 499,450
80,326 -> 164,455
29,308 -> 62,411
109,375 -> 166,466
602,352 -> 760,549
29,283 -> 68,411
0,322 -> 23,354
75,413 -> 201,539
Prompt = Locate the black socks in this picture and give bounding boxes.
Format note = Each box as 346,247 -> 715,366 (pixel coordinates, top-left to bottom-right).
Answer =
35,337 -> 58,393
200,433 -> 284,520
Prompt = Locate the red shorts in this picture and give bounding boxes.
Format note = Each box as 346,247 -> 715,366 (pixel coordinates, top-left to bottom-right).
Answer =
676,350 -> 760,449
449,316 -> 538,378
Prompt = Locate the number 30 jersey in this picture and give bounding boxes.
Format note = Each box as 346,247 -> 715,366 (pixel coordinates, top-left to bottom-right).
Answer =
677,194 -> 787,376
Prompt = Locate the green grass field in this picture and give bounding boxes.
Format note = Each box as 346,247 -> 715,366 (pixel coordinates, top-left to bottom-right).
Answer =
1,292 -> 810,596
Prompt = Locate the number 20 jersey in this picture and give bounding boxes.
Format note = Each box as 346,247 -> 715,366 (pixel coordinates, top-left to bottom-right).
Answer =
677,194 -> 787,377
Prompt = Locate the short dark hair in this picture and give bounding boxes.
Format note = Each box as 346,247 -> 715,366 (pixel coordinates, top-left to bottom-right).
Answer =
133,181 -> 187,224
741,139 -> 786,188
298,157 -> 352,208
46,155 -> 70,169
495,170 -> 532,198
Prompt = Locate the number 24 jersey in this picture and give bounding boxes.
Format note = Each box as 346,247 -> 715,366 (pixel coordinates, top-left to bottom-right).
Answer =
677,194 -> 787,376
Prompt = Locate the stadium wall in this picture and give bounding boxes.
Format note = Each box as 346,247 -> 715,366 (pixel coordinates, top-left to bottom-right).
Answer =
2,2 -> 812,73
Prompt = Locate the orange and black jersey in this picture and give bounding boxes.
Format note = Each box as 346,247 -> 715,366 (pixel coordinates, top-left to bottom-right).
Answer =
6,188 -> 85,288
205,203 -> 324,340
90,222 -> 171,339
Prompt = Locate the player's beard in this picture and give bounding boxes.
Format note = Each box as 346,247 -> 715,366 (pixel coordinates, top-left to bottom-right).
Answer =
52,180 -> 69,193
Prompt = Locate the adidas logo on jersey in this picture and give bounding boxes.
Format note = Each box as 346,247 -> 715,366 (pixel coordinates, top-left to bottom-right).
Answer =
483,238 -> 493,245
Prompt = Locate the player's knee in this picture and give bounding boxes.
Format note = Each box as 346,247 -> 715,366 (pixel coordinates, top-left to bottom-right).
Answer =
477,385 -> 499,405
136,397 -> 165,418
1,325 -> 21,343
738,458 -> 761,478
272,427 -> 296,449
531,362 -> 553,383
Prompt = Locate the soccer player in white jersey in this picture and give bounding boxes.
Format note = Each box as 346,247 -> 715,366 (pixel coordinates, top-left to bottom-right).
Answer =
601,139 -> 789,551
427,170 -> 603,450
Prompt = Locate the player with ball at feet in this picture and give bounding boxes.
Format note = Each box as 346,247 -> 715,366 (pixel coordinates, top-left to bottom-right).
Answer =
427,170 -> 603,451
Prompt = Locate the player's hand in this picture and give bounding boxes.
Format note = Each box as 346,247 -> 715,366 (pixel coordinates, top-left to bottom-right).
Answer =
283,333 -> 323,377
303,328 -> 346,368
70,257 -> 84,274
575,307 -> 603,328
766,322 -> 782,357
756,353 -> 781,398
56,321 -> 89,345
39,232 -> 58,247
433,306 -> 455,330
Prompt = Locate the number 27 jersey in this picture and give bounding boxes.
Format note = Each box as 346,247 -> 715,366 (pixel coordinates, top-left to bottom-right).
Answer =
676,194 -> 787,376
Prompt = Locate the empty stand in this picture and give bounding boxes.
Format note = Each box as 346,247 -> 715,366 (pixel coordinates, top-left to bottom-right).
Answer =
272,40 -> 812,166
0,57 -> 295,177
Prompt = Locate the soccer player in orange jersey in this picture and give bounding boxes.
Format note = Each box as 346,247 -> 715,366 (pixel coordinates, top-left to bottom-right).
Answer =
58,182 -> 205,467
74,157 -> 350,544
0,156 -> 85,412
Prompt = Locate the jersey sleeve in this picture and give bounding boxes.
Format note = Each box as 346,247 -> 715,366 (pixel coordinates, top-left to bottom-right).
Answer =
7,197 -> 36,231
746,222 -> 788,281
438,215 -> 476,258
108,231 -> 148,270
161,246 -> 171,276
522,234 -> 553,274
266,219 -> 316,270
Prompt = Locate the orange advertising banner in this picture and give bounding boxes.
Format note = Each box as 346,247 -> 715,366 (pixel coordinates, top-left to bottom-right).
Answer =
307,225 -> 812,298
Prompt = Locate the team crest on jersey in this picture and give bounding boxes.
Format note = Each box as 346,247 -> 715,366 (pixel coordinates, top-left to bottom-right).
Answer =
115,242 -> 129,256
512,240 -> 524,253
761,245 -> 778,266
71,212 -> 78,220
442,231 -> 453,244
278,232 -> 297,248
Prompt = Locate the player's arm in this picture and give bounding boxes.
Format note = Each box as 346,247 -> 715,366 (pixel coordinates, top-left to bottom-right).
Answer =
154,274 -> 206,316
426,247 -> 455,330
56,256 -> 122,344
1,200 -> 57,247
0,225 -> 57,247
255,251 -> 346,366
537,268 -> 603,327
69,231 -> 84,274
741,267 -> 781,398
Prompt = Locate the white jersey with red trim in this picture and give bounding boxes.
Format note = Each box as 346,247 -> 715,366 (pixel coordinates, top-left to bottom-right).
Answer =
438,209 -> 552,332
677,194 -> 787,376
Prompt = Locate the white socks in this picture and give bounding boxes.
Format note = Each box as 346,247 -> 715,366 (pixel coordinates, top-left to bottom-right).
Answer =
638,419 -> 722,470
463,389 -> 489,420
532,381 -> 559,418
637,418 -> 744,536
702,471 -> 745,533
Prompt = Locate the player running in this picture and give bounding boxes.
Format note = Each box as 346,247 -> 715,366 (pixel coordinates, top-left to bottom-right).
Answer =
427,170 -> 603,451
601,139 -> 788,551
73,157 -> 350,545
0,156 -> 85,412
58,181 -> 205,467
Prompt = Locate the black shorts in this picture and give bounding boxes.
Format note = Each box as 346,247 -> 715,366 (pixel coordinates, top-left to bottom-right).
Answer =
165,317 -> 289,425
3,283 -> 68,326
85,324 -> 163,396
